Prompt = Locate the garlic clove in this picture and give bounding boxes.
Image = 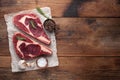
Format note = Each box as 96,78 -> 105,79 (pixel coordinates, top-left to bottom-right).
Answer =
27,62 -> 35,68
26,62 -> 31,67
18,60 -> 27,70
30,62 -> 36,68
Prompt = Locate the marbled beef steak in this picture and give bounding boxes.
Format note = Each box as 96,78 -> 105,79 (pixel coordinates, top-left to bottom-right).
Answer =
13,33 -> 52,60
13,14 -> 51,45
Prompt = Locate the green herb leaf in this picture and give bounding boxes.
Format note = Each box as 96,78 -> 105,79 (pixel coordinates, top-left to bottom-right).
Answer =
29,20 -> 37,29
16,36 -> 26,41
36,7 -> 49,19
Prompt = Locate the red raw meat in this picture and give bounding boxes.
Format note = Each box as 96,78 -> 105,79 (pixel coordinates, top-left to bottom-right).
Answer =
13,14 -> 51,45
13,33 -> 52,60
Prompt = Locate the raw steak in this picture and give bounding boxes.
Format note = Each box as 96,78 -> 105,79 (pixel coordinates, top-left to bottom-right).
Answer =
13,14 -> 51,45
13,33 -> 52,59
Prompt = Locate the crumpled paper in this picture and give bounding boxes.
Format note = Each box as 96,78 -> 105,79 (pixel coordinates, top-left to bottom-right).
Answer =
4,7 -> 59,72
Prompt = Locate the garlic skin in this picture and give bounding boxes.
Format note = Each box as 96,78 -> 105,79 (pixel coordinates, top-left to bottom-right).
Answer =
27,62 -> 35,68
18,60 -> 27,70
30,62 -> 36,68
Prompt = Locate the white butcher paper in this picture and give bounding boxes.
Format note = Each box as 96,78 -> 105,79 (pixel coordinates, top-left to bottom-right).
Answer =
4,7 -> 59,72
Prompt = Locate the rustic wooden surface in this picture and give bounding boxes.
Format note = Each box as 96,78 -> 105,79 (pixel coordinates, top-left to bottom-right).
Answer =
0,0 -> 120,80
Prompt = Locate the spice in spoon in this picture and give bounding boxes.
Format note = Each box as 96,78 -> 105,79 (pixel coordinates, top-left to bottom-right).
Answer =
43,19 -> 56,32
36,7 -> 57,32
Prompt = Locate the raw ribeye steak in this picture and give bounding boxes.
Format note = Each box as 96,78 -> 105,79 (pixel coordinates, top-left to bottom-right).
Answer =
13,33 -> 52,60
13,14 -> 51,45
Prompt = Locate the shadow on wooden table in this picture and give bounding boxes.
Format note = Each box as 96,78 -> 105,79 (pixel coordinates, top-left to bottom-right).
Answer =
63,0 -> 92,17
0,67 -> 79,80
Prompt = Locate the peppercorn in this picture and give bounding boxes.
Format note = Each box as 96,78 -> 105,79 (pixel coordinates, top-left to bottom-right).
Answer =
43,19 -> 56,32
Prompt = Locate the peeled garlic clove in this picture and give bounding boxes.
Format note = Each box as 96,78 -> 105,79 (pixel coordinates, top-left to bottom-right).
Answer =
30,62 -> 36,68
36,57 -> 48,69
26,62 -> 35,68
18,60 -> 27,70
26,63 -> 31,67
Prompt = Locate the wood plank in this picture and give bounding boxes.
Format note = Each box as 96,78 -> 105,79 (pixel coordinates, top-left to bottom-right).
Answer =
0,18 -> 9,56
0,4 -> 37,18
37,0 -> 120,17
1,56 -> 120,80
32,0 -> 120,17
0,3 -> 67,18
0,56 -> 80,80
37,0 -> 72,4
0,68 -> 80,80
0,0 -> 36,6
77,0 -> 120,17
0,0 -> 120,18
55,18 -> 120,56
0,18 -> 120,56
1,56 -> 120,72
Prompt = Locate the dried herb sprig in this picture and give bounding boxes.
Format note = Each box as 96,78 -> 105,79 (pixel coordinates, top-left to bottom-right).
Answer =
36,7 -> 49,19
29,20 -> 37,29
16,36 -> 26,41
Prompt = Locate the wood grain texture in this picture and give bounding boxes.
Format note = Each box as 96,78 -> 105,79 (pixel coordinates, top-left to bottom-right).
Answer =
1,56 -> 120,71
0,0 -> 120,18
0,56 -> 80,80
0,0 -> 120,80
1,56 -> 120,80
55,18 -> 120,56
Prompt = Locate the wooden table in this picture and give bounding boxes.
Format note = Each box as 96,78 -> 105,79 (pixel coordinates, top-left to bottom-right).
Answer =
0,0 -> 120,80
